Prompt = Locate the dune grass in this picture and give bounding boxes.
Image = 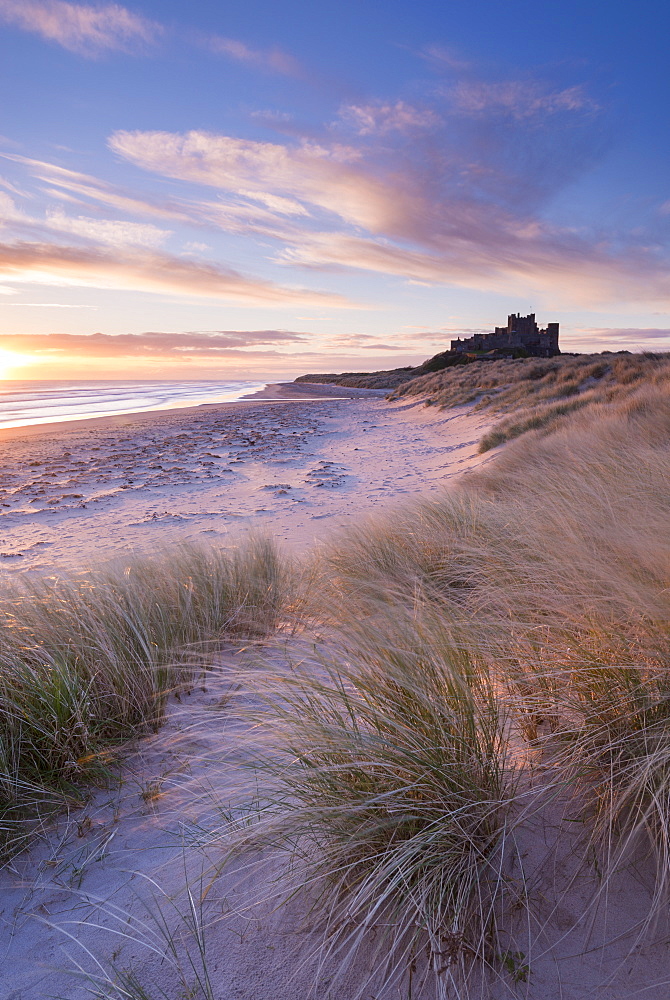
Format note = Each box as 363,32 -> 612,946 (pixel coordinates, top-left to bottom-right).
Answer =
388,349 -> 670,450
0,536 -> 290,856
232,377 -> 670,992
5,362 -> 670,996
241,608 -> 519,996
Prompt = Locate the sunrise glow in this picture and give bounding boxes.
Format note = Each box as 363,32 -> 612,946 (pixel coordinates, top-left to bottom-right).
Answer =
0,349 -> 32,379
0,0 -> 667,374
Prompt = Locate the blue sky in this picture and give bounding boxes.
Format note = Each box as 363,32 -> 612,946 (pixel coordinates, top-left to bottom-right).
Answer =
0,0 -> 668,379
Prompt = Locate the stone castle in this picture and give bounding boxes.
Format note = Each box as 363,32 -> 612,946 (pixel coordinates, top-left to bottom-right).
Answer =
450,313 -> 560,358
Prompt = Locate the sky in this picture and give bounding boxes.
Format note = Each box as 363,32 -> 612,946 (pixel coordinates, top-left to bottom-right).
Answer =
0,0 -> 668,380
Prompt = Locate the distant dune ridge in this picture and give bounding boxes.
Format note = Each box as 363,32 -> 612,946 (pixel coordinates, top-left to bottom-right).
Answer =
2,350 -> 670,998
298,348 -> 670,449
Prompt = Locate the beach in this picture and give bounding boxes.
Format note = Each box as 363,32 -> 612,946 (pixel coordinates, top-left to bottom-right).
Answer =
0,383 -> 497,1000
0,382 -> 491,573
2,370 -> 670,1000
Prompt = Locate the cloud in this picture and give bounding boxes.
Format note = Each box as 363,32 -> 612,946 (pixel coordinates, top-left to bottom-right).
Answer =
5,154 -> 191,222
7,301 -> 96,307
0,329 -> 308,359
276,228 -> 670,307
108,130 -> 423,234
207,36 -> 301,76
45,207 -> 171,247
7,154 -> 313,240
337,102 -> 440,136
105,124 -> 670,307
0,175 -> 31,198
0,240 -> 351,306
572,328 -> 670,345
7,55 -> 668,315
0,0 -> 161,56
420,45 -> 471,72
237,190 -> 309,217
449,81 -> 599,119
0,191 -> 27,223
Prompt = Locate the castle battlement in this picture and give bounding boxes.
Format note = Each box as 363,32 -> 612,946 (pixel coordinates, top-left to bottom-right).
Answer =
450,313 -> 560,358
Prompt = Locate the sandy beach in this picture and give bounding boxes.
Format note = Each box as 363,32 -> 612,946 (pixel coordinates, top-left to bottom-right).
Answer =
0,382 -> 491,573
0,386 -> 498,1000
3,380 -> 670,1000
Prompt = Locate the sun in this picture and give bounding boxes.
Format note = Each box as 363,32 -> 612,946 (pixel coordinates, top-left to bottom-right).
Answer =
0,349 -> 32,379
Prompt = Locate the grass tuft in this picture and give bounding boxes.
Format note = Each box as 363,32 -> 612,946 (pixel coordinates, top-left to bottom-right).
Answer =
237,607 -> 522,996
0,536 -> 290,856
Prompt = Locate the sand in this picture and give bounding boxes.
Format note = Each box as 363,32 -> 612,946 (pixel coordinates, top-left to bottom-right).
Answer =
0,382 -> 489,574
2,385 -> 669,999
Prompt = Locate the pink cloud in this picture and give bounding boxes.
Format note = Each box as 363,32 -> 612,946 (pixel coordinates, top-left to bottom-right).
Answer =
45,208 -> 171,247
0,0 -> 161,56
0,240 -> 351,306
337,102 -> 440,136
570,328 -> 670,344
420,45 -> 471,72
7,154 -> 313,240
0,329 -> 308,358
108,130 -> 423,234
208,36 -> 301,76
105,126 -> 670,308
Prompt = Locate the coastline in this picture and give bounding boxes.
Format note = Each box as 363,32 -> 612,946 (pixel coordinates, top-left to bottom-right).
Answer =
0,386 -> 491,573
0,380 -> 379,442
3,366 -> 670,999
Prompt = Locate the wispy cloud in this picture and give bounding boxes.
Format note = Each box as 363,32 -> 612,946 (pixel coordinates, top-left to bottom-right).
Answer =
108,130 -> 420,234
7,301 -> 96,307
420,45 -> 471,72
6,154 -> 312,239
572,327 -> 670,346
100,80 -> 670,306
0,175 -> 31,198
45,207 -> 171,247
0,240 -> 350,306
0,0 -> 161,57
0,161 -> 352,307
207,35 -> 302,76
0,329 -> 308,358
6,58 -> 668,313
0,191 -> 27,223
337,101 -> 440,136
4,155 -> 188,221
449,81 -> 599,118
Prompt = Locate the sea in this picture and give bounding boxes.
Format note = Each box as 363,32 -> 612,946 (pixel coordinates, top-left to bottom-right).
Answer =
0,379 -> 276,430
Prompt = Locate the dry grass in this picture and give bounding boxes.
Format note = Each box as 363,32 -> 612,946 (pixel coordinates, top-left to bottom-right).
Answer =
236,377 -> 670,993
0,536 -> 290,856
7,362 -> 670,995
236,610 -> 519,998
389,350 -> 670,450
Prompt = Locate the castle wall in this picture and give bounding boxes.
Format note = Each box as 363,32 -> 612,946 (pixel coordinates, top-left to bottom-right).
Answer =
450,313 -> 560,357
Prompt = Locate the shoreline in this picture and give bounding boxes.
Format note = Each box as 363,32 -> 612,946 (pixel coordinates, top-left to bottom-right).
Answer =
0,380 -> 383,443
0,388 -> 491,573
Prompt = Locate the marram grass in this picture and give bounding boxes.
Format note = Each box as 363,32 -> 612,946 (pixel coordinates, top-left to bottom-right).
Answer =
5,365 -> 670,997
235,609 -> 522,998
0,535 -> 290,854
235,376 -> 670,993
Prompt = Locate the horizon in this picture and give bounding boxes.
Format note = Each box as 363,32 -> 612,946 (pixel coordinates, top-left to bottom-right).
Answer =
1,0 -> 668,380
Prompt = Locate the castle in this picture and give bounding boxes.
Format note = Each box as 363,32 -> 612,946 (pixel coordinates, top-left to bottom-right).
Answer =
450,313 -> 560,358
